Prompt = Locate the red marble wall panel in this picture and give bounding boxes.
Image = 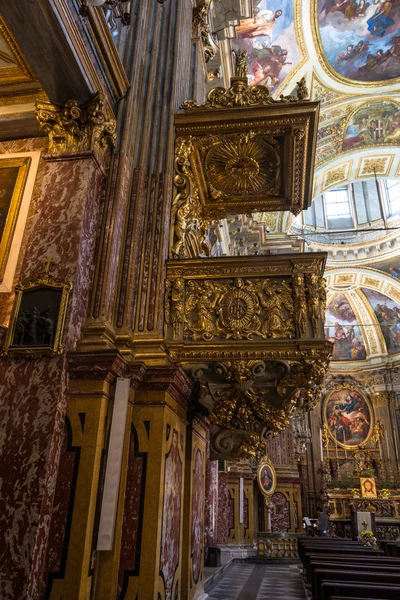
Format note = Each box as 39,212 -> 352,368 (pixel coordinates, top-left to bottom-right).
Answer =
266,425 -> 296,467
0,356 -> 66,600
160,430 -> 182,600
271,492 -> 290,533
191,448 -> 204,584
216,473 -> 230,544
118,426 -> 146,597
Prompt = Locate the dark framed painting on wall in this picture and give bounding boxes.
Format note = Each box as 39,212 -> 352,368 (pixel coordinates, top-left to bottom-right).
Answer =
257,457 -> 276,497
2,269 -> 72,357
323,386 -> 374,449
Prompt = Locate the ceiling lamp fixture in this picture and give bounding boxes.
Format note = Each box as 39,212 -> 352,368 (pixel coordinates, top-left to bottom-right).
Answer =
79,0 -> 133,26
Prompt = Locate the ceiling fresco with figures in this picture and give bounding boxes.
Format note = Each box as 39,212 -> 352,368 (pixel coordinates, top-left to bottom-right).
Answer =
316,0 -> 400,84
230,0 -> 305,93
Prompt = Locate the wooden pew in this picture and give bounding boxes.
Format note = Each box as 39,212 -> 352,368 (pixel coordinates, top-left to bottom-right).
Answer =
314,569 -> 400,600
320,581 -> 400,600
307,560 -> 400,591
303,552 -> 392,582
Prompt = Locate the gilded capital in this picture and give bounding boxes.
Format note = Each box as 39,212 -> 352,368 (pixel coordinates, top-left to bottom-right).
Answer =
36,92 -> 116,162
371,391 -> 394,407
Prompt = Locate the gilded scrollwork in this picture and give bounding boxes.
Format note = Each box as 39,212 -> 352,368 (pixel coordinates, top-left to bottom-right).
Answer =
171,138 -> 209,259
193,0 -> 219,64
166,276 -> 299,342
36,92 -> 116,162
181,52 -> 311,111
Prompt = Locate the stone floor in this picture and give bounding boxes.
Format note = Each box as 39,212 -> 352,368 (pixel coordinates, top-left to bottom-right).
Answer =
206,562 -> 306,600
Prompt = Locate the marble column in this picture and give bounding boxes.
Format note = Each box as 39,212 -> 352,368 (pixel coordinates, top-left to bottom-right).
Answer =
371,391 -> 400,478
205,458 -> 219,549
116,366 -> 192,600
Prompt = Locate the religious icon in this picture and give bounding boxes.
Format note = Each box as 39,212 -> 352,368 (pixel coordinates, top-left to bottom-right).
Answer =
257,458 -> 276,496
1,260 -> 72,357
360,477 -> 377,499
323,386 -> 374,448
0,156 -> 31,283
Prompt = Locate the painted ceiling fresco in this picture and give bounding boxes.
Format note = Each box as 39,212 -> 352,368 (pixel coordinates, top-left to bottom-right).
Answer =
317,0 -> 400,83
231,0 -> 302,92
0,33 -> 16,70
344,101 -> 400,149
361,288 -> 400,354
325,293 -> 367,360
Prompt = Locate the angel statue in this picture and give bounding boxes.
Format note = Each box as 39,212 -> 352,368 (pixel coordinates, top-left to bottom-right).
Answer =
234,50 -> 248,78
371,419 -> 384,447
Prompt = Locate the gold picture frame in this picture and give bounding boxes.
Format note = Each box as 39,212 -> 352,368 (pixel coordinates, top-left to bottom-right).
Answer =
0,156 -> 31,283
360,477 -> 377,499
323,385 -> 374,450
1,269 -> 72,357
257,457 -> 276,497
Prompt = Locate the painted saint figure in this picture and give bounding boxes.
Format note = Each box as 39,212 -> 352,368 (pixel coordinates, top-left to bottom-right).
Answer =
367,1 -> 395,37
236,10 -> 283,44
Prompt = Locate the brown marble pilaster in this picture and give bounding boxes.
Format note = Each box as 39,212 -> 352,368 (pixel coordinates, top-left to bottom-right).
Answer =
45,351 -> 129,600
181,416 -> 209,600
117,366 -> 192,600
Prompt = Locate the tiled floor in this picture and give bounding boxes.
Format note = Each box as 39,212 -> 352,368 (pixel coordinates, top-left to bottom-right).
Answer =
206,562 -> 306,600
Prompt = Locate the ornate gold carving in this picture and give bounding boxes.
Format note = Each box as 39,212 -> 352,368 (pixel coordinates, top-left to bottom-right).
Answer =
325,166 -> 347,188
36,92 -> 116,160
171,137 -> 209,259
371,419 -> 384,447
306,273 -> 320,338
360,158 -> 388,176
168,276 -> 298,342
322,423 -> 330,448
292,267 -> 307,338
204,133 -> 280,197
181,53 -> 311,111
371,391 -> 394,407
193,1 -> 219,64
1,265 -> 72,357
318,277 -> 327,323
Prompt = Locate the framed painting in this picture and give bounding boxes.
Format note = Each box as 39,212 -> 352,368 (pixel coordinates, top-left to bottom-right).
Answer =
257,457 -> 276,496
323,386 -> 374,449
360,477 -> 377,499
1,269 -> 72,357
0,156 -> 31,283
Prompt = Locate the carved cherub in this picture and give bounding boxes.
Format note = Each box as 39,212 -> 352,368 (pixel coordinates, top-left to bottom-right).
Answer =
296,75 -> 309,101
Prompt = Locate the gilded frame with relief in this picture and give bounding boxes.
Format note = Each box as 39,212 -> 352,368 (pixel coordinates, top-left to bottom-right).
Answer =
2,271 -> 72,357
257,458 -> 276,497
0,156 -> 31,284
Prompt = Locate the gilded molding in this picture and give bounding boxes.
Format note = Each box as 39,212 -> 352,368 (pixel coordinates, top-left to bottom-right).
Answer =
193,0 -> 219,64
35,92 -> 116,161
371,391 -> 394,407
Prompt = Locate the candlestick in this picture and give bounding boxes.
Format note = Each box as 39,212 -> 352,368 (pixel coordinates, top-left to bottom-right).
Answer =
319,427 -> 323,461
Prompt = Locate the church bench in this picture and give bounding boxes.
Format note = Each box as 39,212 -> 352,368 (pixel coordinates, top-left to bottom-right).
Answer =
381,542 -> 400,557
306,560 -> 400,588
313,569 -> 400,600
320,581 -> 400,600
302,552 -> 387,578
298,540 -> 365,560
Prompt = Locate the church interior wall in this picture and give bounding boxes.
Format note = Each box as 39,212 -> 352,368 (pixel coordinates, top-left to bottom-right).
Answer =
2,1 -> 400,598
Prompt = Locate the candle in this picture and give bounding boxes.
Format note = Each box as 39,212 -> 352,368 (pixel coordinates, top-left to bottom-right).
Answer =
319,427 -> 323,461
394,430 -> 399,462
386,433 -> 390,459
343,430 -> 347,460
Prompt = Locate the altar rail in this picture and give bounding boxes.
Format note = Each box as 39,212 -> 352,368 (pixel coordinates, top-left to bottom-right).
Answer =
257,532 -> 304,558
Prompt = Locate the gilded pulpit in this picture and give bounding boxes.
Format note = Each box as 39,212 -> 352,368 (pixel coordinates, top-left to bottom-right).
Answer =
166,52 -> 332,460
